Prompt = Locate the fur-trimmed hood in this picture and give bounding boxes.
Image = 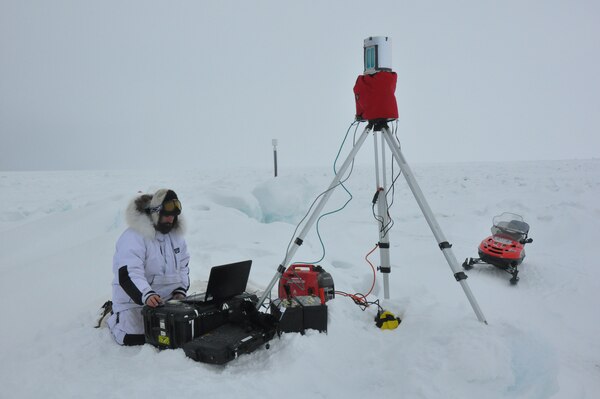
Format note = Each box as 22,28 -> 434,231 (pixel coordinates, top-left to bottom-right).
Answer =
125,192 -> 186,239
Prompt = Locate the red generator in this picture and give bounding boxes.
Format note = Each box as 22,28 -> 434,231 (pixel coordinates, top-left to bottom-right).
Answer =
278,264 -> 335,304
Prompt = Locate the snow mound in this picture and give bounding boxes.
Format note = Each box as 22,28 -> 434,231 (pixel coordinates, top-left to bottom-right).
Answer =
206,190 -> 263,221
252,176 -> 318,224
201,176 -> 318,225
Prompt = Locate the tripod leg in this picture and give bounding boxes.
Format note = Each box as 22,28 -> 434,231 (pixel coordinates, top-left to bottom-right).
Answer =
373,132 -> 392,299
257,124 -> 374,309
380,127 -> 487,324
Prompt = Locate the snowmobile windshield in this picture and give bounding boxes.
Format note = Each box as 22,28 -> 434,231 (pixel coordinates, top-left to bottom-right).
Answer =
491,212 -> 529,241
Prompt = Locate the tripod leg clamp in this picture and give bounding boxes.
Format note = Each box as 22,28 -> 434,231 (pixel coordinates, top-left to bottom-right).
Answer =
439,241 -> 452,250
454,271 -> 468,281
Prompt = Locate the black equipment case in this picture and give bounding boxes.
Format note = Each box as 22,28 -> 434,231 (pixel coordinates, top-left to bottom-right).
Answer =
142,301 -> 203,349
142,293 -> 258,349
182,323 -> 273,365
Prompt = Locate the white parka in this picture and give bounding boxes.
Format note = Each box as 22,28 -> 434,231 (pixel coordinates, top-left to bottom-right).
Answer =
111,193 -> 190,314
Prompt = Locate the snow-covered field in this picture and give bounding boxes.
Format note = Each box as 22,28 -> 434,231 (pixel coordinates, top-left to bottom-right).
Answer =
1,158 -> 599,399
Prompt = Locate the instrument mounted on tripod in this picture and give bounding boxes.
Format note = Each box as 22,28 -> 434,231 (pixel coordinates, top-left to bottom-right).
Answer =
257,36 -> 488,326
354,36 -> 399,123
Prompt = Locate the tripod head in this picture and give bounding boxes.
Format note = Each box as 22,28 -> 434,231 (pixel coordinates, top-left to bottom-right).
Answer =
368,120 -> 392,132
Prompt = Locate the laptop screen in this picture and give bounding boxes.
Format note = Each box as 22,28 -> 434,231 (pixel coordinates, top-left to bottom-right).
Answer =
204,260 -> 252,301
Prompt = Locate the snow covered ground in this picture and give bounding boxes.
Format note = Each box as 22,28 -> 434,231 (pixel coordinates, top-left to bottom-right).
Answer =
1,158 -> 599,399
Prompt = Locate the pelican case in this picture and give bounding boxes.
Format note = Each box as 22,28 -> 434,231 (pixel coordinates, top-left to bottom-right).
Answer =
142,301 -> 206,349
142,293 -> 258,349
182,323 -> 272,365
182,300 -> 278,365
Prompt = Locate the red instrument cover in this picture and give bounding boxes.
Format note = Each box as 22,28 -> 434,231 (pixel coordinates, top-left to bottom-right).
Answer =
353,71 -> 399,121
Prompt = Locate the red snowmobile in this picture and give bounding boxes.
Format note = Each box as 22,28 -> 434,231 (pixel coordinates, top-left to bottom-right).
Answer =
463,212 -> 533,284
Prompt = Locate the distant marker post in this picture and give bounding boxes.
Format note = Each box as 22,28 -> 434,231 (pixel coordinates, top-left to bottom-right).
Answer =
272,139 -> 278,177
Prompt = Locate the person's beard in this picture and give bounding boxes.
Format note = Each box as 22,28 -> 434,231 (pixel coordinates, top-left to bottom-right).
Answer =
156,221 -> 173,234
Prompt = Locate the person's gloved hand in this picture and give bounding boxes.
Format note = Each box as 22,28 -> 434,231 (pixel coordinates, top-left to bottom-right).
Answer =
145,294 -> 163,307
172,293 -> 186,300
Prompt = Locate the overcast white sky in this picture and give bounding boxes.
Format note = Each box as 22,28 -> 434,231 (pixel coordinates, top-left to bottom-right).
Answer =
1,1 -> 599,171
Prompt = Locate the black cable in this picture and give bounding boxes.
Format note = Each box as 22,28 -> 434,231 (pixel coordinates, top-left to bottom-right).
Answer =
371,123 -> 400,237
386,121 -> 402,210
372,204 -> 385,230
336,291 -> 384,313
283,121 -> 361,266
381,121 -> 402,237
302,121 -> 360,264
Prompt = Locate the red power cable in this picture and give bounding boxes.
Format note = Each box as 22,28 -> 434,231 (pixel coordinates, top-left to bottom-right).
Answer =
335,244 -> 379,308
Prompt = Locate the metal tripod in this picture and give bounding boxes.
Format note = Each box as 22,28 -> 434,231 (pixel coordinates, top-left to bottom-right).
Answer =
257,120 -> 487,324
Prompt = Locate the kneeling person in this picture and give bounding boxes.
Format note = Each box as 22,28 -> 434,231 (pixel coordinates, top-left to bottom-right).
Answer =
108,189 -> 190,346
